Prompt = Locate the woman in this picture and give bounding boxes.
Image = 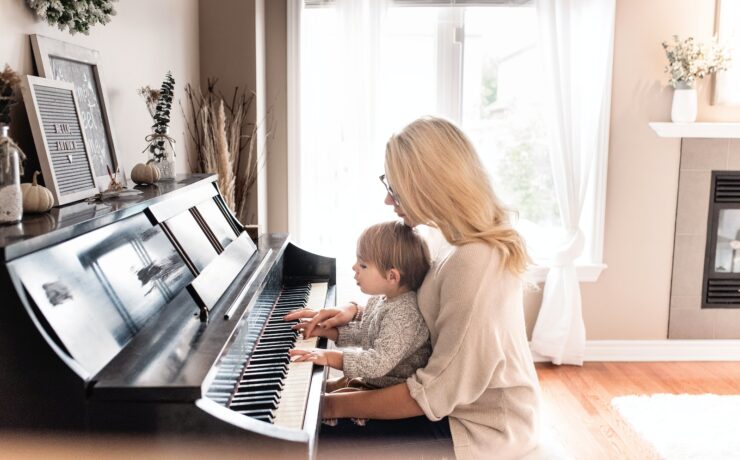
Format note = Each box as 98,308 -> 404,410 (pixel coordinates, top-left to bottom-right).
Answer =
286,116 -> 542,459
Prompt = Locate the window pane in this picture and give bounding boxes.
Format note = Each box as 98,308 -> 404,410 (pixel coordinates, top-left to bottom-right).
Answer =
379,7 -> 439,135
461,6 -> 561,262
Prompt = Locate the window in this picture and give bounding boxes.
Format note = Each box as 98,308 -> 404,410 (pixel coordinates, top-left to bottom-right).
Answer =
297,1 -> 601,302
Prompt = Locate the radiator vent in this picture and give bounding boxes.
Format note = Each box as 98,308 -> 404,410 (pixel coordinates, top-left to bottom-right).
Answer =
705,279 -> 740,305
714,176 -> 740,202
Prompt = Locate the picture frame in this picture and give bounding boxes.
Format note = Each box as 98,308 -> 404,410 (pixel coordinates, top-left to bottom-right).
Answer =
713,0 -> 740,106
30,34 -> 122,187
20,76 -> 100,206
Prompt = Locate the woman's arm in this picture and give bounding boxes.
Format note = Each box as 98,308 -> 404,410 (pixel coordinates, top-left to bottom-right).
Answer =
323,382 -> 424,419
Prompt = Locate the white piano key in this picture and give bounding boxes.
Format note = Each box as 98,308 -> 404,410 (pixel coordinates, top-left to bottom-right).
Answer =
272,282 -> 327,429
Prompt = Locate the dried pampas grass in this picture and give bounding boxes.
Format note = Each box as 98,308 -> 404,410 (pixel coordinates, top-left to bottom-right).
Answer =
182,79 -> 262,224
215,100 -> 235,210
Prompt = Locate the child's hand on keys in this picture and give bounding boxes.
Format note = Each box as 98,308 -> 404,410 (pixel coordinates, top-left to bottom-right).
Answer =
289,348 -> 329,365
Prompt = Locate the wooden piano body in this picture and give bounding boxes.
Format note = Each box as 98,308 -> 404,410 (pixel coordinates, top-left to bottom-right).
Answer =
0,174 -> 335,459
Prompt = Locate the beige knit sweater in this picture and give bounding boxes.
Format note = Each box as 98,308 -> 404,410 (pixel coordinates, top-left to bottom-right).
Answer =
406,241 -> 543,460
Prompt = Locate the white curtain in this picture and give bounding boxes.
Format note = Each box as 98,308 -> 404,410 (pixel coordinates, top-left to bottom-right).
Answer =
530,0 -> 616,365
296,0 -> 392,303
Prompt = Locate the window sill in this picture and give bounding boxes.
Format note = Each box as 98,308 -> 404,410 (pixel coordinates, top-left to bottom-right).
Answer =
527,263 -> 607,283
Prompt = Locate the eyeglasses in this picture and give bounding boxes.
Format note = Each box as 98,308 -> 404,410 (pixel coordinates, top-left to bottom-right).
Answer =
379,174 -> 401,207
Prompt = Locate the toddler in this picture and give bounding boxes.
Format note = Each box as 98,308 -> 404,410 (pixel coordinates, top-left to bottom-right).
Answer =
289,221 -> 432,416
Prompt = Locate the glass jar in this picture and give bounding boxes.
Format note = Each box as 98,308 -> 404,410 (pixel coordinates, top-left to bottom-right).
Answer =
0,125 -> 23,224
146,128 -> 176,181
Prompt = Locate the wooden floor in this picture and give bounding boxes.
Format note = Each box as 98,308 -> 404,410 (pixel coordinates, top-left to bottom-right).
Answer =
537,361 -> 740,460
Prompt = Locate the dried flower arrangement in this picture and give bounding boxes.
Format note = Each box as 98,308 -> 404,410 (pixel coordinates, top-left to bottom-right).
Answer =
182,79 -> 264,224
136,85 -> 161,120
662,35 -> 731,88
0,64 -> 22,126
0,64 -> 26,164
26,0 -> 117,35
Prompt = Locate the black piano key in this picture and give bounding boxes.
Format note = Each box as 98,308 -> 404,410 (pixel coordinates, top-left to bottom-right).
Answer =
237,382 -> 283,393
259,335 -> 298,343
239,376 -> 284,387
243,367 -> 287,377
231,394 -> 279,405
230,399 -> 278,411
251,348 -> 291,357
246,363 -> 288,371
232,389 -> 280,399
237,409 -> 275,421
244,413 -> 274,423
248,355 -> 290,365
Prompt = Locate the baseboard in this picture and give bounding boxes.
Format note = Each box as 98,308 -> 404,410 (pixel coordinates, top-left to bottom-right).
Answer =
530,340 -> 740,362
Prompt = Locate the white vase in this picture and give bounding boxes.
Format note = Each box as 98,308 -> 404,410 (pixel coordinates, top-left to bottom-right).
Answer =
671,85 -> 697,123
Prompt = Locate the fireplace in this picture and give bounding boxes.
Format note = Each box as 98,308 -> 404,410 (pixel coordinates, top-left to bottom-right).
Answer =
702,172 -> 740,308
669,138 -> 740,339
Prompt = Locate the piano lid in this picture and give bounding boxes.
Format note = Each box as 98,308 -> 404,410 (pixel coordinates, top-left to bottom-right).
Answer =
0,174 -> 217,261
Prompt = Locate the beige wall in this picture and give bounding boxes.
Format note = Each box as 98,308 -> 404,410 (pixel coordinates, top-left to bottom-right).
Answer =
198,0 -> 262,226
199,0 -> 289,233
580,0 -> 740,339
265,0 -> 289,234
0,0 -> 200,179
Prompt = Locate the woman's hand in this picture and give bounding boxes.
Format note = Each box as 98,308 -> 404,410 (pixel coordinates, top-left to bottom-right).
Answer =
283,304 -> 358,339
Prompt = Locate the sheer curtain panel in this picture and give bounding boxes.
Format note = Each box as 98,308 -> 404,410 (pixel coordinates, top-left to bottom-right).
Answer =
530,0 -> 616,365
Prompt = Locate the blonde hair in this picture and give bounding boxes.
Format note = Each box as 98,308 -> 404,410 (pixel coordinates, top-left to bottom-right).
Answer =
384,116 -> 530,275
357,221 -> 431,291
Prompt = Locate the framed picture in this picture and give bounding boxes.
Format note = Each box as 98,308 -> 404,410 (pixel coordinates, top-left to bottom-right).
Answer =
30,34 -> 122,187
21,76 -> 99,206
713,0 -> 740,105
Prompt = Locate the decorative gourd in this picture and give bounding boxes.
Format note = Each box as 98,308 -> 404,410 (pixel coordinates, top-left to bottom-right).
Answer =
131,162 -> 160,185
21,171 -> 54,213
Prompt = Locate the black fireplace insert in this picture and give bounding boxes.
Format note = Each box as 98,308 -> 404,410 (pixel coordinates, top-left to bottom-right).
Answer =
702,171 -> 740,308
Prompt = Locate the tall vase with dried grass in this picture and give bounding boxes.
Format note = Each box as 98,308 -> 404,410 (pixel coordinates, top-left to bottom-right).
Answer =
182,79 -> 262,227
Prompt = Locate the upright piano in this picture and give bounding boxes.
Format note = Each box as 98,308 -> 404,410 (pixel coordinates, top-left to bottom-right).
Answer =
0,174 -> 335,459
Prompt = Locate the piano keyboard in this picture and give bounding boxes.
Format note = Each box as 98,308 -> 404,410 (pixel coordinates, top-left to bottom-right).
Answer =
206,281 -> 328,428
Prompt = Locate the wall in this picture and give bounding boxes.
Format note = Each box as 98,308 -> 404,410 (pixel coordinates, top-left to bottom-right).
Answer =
580,0 -> 740,339
198,0 -> 263,226
199,0 -> 289,233
265,0 -> 289,234
0,0 -> 200,180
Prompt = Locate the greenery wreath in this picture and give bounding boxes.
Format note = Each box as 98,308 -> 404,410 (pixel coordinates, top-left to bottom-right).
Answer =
26,0 -> 117,35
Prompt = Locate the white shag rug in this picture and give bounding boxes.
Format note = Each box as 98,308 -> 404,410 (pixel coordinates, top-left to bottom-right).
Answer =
611,393 -> 740,460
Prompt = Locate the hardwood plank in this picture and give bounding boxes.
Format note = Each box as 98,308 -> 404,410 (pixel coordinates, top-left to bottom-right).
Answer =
537,361 -> 740,460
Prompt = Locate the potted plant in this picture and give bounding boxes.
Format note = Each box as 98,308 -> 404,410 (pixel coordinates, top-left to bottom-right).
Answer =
662,35 -> 731,122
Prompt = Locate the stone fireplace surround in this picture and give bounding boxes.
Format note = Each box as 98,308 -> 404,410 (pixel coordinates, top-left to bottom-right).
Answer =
670,137 -> 740,339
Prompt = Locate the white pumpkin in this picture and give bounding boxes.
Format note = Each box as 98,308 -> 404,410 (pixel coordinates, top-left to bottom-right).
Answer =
21,171 -> 54,213
131,162 -> 161,185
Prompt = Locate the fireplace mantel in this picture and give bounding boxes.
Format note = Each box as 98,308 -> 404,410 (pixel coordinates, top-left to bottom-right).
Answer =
649,122 -> 740,138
